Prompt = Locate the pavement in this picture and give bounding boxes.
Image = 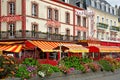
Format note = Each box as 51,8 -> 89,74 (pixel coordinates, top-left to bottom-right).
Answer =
46,69 -> 120,80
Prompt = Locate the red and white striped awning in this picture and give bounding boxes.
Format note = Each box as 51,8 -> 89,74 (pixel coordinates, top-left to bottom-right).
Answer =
0,45 -> 22,53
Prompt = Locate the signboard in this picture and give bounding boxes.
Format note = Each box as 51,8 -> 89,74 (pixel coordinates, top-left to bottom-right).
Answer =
76,10 -> 94,16
1,15 -> 22,22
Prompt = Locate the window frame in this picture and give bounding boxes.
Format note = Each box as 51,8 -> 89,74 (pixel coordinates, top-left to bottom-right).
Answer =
83,17 -> 86,27
77,15 -> 81,26
54,9 -> 59,21
7,1 -> 16,15
7,22 -> 16,36
31,23 -> 38,37
65,12 -> 70,24
31,2 -> 38,17
47,7 -> 53,20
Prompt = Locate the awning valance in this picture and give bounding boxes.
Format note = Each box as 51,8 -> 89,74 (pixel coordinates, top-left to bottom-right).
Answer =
54,44 -> 89,53
28,40 -> 63,52
98,46 -> 120,52
88,46 -> 120,53
0,41 -> 24,45
28,40 -> 88,53
0,45 -> 22,53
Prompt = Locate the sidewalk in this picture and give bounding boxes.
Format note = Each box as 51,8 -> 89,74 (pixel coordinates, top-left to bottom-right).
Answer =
46,69 -> 120,80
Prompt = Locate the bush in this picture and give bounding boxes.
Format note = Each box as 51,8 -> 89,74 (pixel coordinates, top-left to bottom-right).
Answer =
37,64 -> 59,77
88,62 -> 100,72
99,60 -> 113,72
22,58 -> 38,66
15,65 -> 30,79
59,56 -> 82,70
15,58 -> 38,79
0,55 -> 18,79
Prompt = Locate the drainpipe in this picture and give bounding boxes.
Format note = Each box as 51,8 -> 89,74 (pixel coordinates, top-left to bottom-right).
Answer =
73,8 -> 75,40
22,0 -> 26,38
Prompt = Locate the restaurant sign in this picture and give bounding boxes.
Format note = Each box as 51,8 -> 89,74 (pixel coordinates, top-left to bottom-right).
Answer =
76,10 -> 94,16
0,15 -> 22,22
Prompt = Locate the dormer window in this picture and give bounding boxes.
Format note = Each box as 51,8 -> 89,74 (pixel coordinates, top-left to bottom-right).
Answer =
112,9 -> 114,15
62,0 -> 65,2
94,1 -> 97,7
61,0 -> 69,3
76,2 -> 80,7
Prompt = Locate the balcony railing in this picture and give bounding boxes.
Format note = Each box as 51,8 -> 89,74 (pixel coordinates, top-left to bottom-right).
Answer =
97,23 -> 108,29
0,30 -> 79,41
110,26 -> 120,31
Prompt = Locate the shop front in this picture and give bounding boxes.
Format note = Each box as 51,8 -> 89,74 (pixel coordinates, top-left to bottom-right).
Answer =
76,40 -> 120,60
26,40 -> 89,65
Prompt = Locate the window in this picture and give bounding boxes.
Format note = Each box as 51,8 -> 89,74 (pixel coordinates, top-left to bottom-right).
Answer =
94,1 -> 97,7
8,2 -> 15,15
66,29 -> 70,36
54,9 -> 58,21
48,27 -> 52,39
66,12 -> 70,24
83,17 -> 86,27
101,33 -> 104,40
55,28 -> 59,34
66,29 -> 70,40
48,27 -> 52,33
114,21 -> 116,26
106,19 -> 108,24
104,5 -> 106,12
47,8 -> 52,19
39,52 -> 47,59
112,9 -> 114,15
76,2 -> 80,7
106,33 -> 109,40
89,0 -> 91,5
97,16 -> 99,23
97,32 -> 100,39
62,0 -> 65,2
77,15 -> 81,26
102,18 -> 104,23
32,3 -> 38,17
77,31 -> 81,39
99,4 -> 102,9
83,32 -> 86,40
49,52 -> 58,60
32,24 -> 38,37
108,7 -> 110,13
110,20 -> 112,26
8,23 -> 15,36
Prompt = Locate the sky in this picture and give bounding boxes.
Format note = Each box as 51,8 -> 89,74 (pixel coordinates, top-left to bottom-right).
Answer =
106,0 -> 120,7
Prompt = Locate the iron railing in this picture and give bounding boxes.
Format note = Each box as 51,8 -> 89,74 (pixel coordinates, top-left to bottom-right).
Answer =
0,30 -> 80,41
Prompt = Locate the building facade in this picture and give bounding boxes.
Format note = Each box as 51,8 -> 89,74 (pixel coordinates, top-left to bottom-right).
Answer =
0,0 -> 91,42
69,0 -> 120,42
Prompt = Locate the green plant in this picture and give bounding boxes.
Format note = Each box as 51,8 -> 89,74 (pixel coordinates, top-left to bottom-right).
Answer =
51,66 -> 60,72
80,57 -> 93,64
37,64 -> 55,77
15,65 -> 30,79
16,58 -> 38,79
88,62 -> 100,72
22,58 -> 38,66
99,60 -> 113,72
0,55 -> 18,79
59,56 -> 85,71
58,65 -> 70,74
